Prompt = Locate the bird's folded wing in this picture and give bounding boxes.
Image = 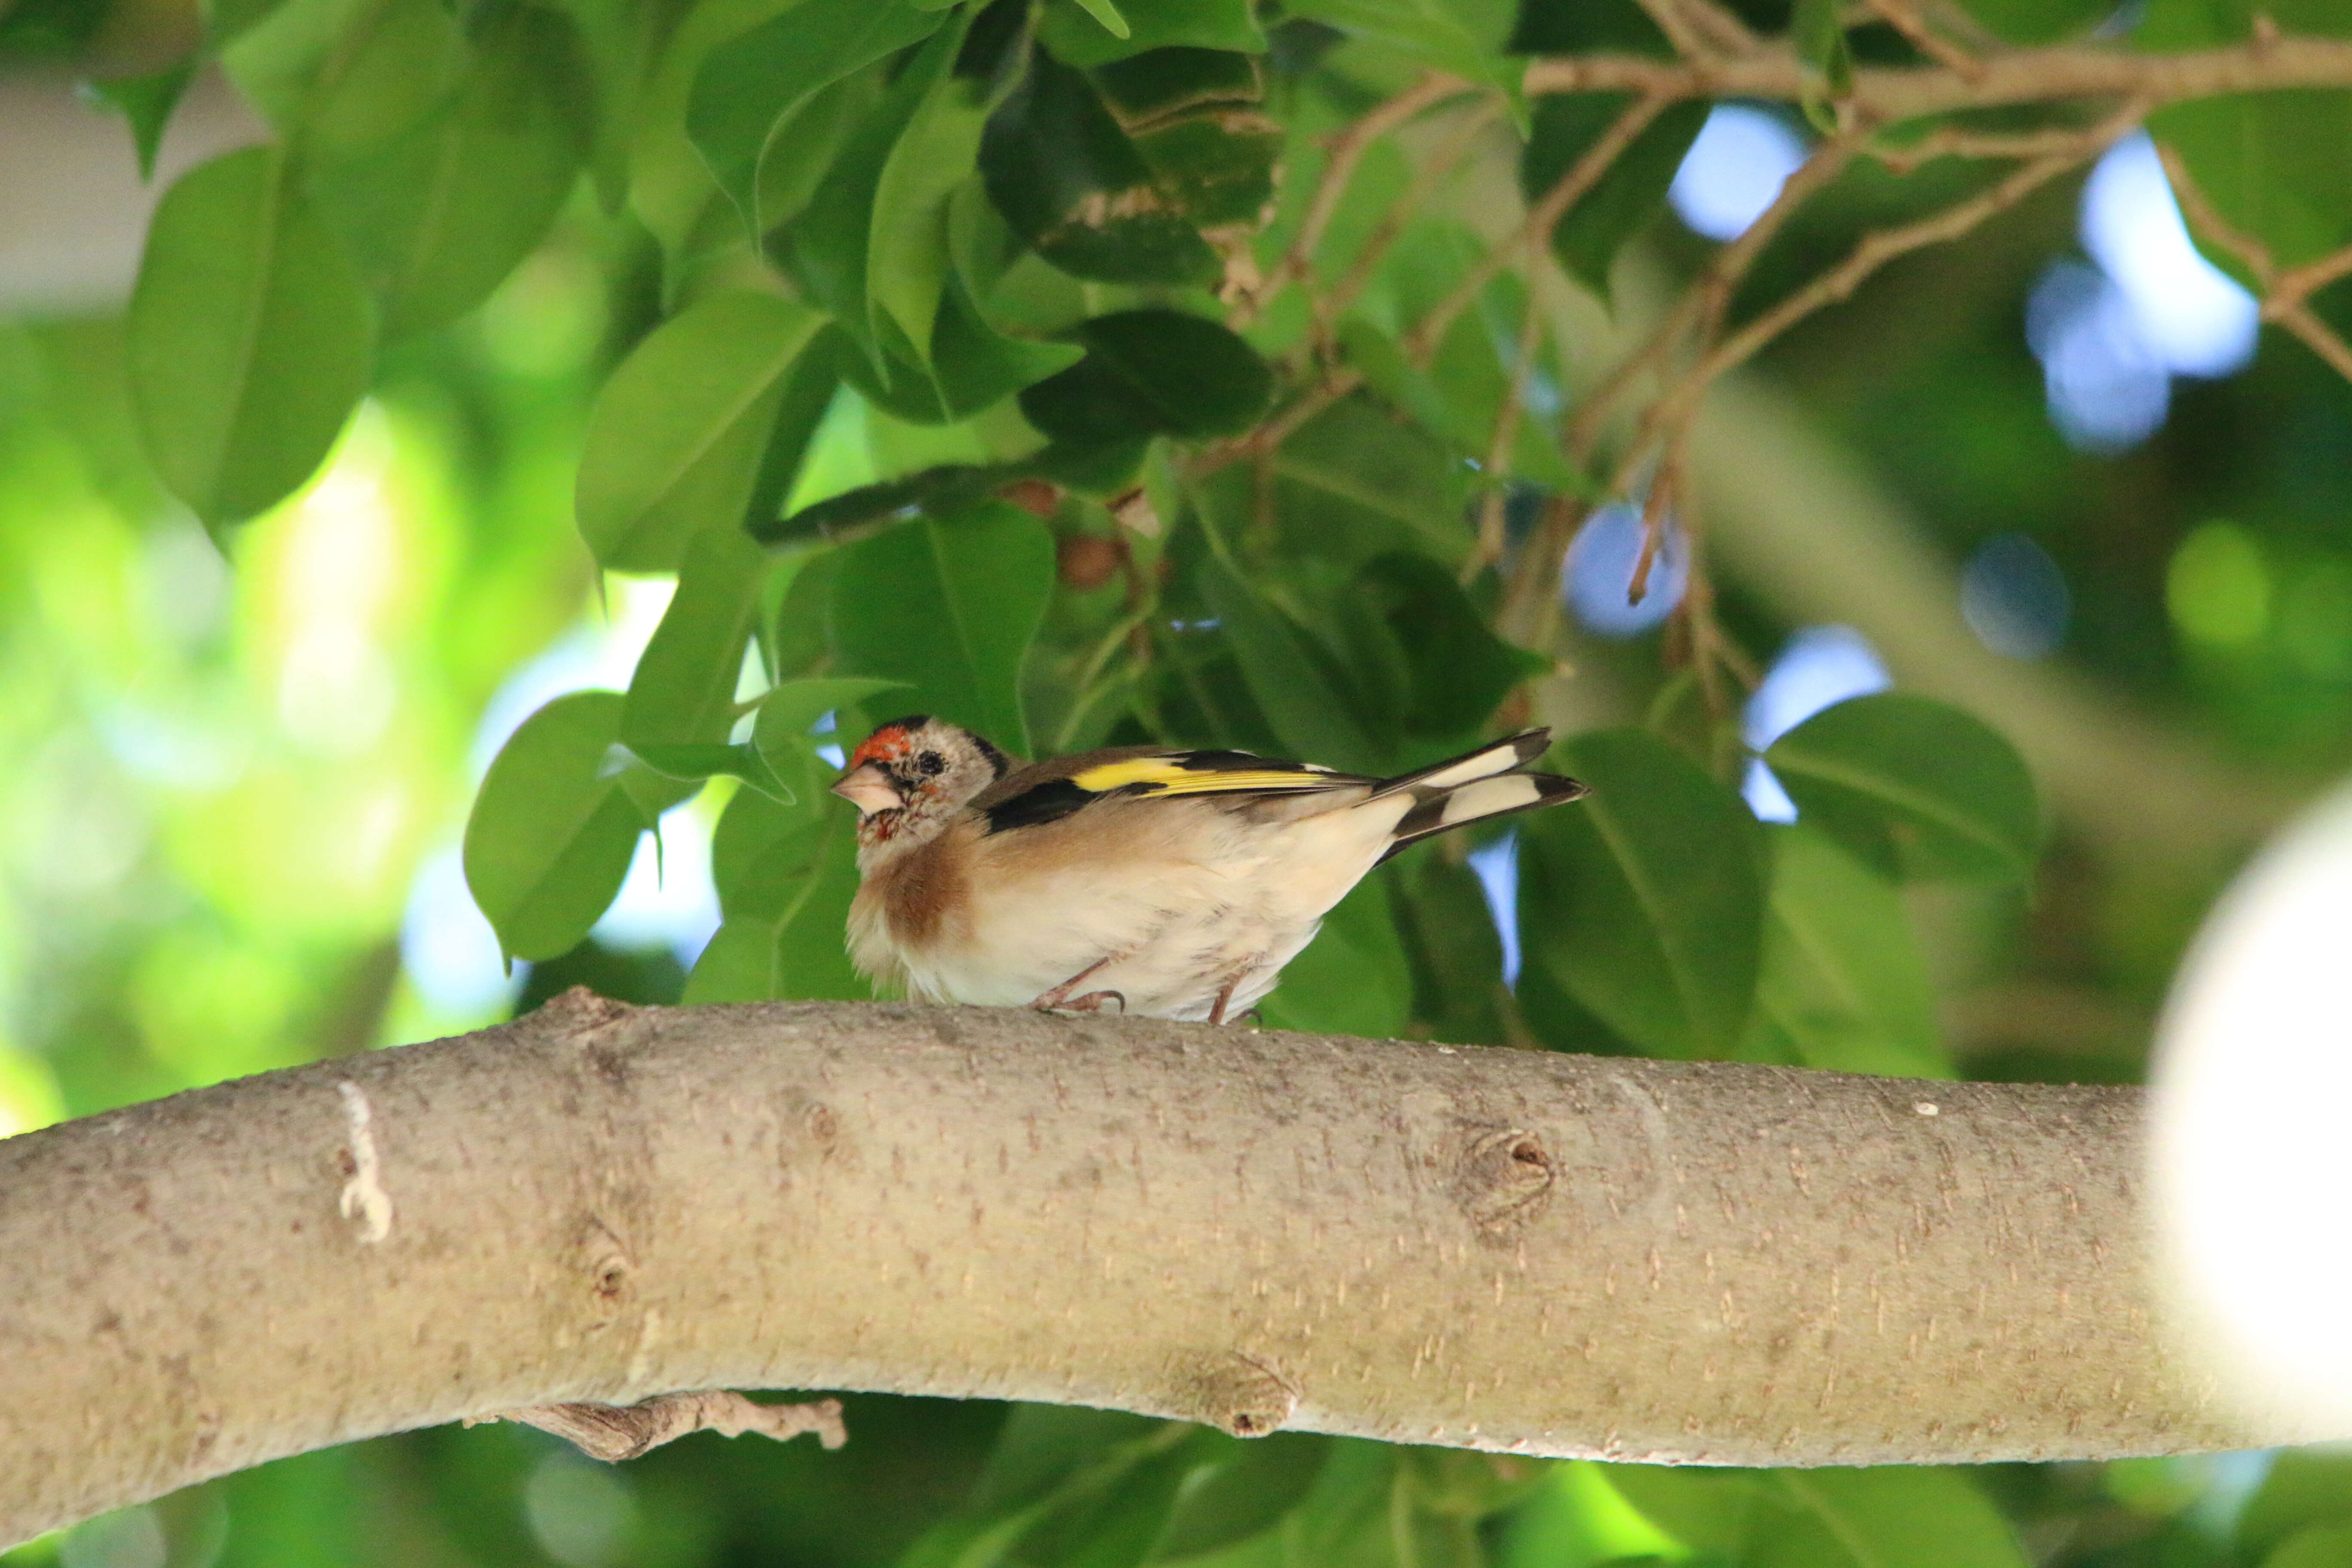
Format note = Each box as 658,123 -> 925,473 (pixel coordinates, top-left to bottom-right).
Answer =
982,751 -> 1369,835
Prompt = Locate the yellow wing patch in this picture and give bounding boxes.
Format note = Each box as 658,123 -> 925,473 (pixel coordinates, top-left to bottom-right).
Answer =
1070,757 -> 1344,796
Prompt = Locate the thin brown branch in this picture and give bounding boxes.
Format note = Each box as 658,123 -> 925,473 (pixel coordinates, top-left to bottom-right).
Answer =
1868,121 -> 2110,173
1520,34 -> 2352,121
1644,102 -> 2144,464
1574,125 -> 1868,479
2156,141 -> 2352,383
1317,98 -> 1505,331
1862,0 -> 1984,79
1237,73 -> 1473,328
1405,92 -> 1673,365
1632,0 -> 1714,60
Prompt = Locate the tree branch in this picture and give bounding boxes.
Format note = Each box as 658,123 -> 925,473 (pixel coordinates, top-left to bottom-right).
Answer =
2156,141 -> 2352,385
3,988 -> 2336,1547
1520,34 -> 2352,120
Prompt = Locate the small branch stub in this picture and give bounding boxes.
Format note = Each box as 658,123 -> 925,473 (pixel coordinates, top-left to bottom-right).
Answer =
491,1393 -> 848,1464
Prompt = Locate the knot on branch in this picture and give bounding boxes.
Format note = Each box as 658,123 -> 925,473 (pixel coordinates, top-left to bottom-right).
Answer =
1175,1352 -> 1298,1438
1456,1127 -> 1556,1237
494,1391 -> 847,1463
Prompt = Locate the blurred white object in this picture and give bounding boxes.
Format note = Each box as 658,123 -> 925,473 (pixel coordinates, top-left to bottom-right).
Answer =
1670,104 -> 1809,242
1740,625 -> 1890,821
2154,781 -> 2352,1433
2082,133 -> 2258,379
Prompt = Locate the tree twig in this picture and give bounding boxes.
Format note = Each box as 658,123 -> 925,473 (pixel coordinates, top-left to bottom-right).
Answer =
1861,0 -> 1984,79
1316,98 -> 1505,332
1519,33 -> 2352,121
1404,92 -> 1674,365
2156,140 -> 2352,383
1471,250 -> 1551,578
1237,73 -> 1472,328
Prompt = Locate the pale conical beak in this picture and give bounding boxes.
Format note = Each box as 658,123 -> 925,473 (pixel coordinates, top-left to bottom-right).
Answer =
830,763 -> 903,817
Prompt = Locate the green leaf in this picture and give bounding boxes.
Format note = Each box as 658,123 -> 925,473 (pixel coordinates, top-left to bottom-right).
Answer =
2239,1451 -> 2352,1561
1198,557 -> 1382,772
1948,0 -> 2106,41
230,0 -> 470,163
1741,824 -> 1953,1079
1777,1469 -> 2028,1568
1019,309 -> 1273,445
1257,876 -> 1413,1035
306,3 -> 585,340
464,692 -> 694,962
575,290 -> 824,572
752,676 -> 914,785
687,814 -> 868,1001
771,15 -> 974,364
1507,0 -> 1672,55
2150,91 -> 2352,273
1354,551 -> 1547,749
1152,1434 -> 1331,1559
870,40 -> 995,369
1519,728 -> 1764,1059
829,502 -> 1056,754
687,0 -> 945,231
1259,394 -> 1475,568
1282,0 -> 1515,91
128,146 -> 375,524
1388,856 -> 1511,1045
1522,94 -> 1709,298
621,524 -> 773,752
2265,1523 -> 2352,1568
86,57 -> 196,180
1039,0 -> 1266,65
980,51 -> 1223,286
1790,0 -> 1853,132
1070,0 -> 1133,41
1764,693 -> 2040,884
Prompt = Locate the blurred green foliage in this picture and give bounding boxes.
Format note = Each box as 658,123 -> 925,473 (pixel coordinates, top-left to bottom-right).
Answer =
7,0 -> 2352,1561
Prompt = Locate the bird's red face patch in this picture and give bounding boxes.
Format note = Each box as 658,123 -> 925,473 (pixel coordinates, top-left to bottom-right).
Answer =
848,725 -> 915,770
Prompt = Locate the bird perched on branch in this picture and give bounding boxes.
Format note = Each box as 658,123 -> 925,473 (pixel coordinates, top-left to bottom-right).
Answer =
831,718 -> 1587,1024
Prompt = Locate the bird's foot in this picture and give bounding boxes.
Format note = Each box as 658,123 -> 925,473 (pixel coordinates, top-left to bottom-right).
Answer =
1032,958 -> 1120,1013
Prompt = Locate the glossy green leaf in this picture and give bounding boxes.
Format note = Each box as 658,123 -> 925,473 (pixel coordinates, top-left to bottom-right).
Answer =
1040,0 -> 1267,65
1789,0 -> 1853,132
128,146 -> 375,524
231,0 -> 469,162
1519,728 -> 1764,1059
2265,1523 -> 2352,1568
1522,93 -> 1709,299
1949,0 -> 2106,42
1257,876 -> 1413,1035
2238,1450 -> 2352,1562
2150,91 -> 2352,273
1742,824 -> 1953,1079
575,290 -> 824,572
829,502 -> 1056,755
870,40 -> 994,368
620,524 -> 772,752
980,52 -> 1223,286
771,15 -> 974,364
1019,309 -> 1273,445
464,692 -> 694,962
687,814 -> 867,1002
1507,0 -> 1672,55
752,676 -> 914,784
1199,557 -> 1382,772
1355,550 -> 1547,748
1777,1469 -> 2028,1568
1764,693 -> 2041,884
1070,0 -> 1133,42
1388,856 -> 1511,1045
87,57 -> 195,180
1262,394 -> 1474,568
1282,0 -> 1514,91
306,3 -> 585,339
687,0 -> 944,230
1152,1434 -> 1331,1559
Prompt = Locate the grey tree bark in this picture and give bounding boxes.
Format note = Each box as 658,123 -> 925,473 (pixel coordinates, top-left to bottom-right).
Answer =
0,989 -> 2321,1548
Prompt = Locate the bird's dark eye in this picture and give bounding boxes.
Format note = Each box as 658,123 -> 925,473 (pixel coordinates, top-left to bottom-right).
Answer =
916,750 -> 947,777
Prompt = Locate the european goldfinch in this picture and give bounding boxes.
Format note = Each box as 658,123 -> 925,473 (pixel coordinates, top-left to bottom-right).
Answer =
832,718 -> 1587,1024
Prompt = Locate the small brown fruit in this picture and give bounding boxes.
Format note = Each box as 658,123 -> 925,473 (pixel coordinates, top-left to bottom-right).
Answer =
1057,533 -> 1121,592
